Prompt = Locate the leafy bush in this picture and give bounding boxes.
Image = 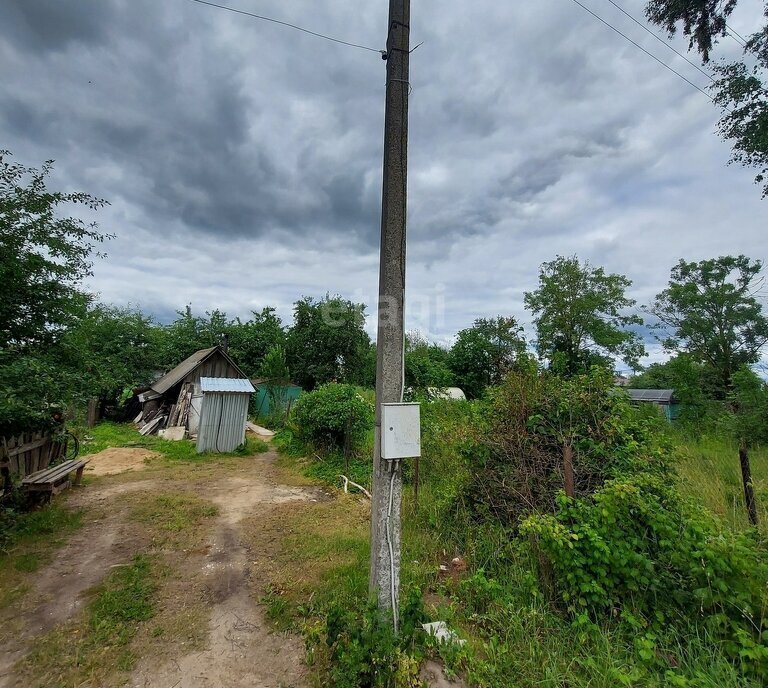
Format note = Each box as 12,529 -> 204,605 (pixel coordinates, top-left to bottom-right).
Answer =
468,367 -> 672,524
291,383 -> 373,454
324,592 -> 426,688
521,474 -> 768,675
414,399 -> 480,527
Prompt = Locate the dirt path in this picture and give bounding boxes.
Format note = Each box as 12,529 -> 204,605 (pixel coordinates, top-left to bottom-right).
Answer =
132,476 -> 320,688
0,480 -> 155,687
0,449 -> 323,688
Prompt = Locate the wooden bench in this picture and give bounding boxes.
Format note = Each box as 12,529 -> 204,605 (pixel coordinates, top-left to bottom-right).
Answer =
22,459 -> 89,499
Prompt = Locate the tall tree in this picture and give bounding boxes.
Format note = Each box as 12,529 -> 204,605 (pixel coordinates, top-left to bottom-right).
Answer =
228,307 -> 285,377
58,305 -> 163,402
405,332 -> 454,394
448,317 -> 527,398
286,295 -> 371,390
159,307 -> 229,366
645,1 -> 768,196
524,256 -> 645,377
0,151 -> 109,349
649,255 -> 768,396
0,151 -> 109,434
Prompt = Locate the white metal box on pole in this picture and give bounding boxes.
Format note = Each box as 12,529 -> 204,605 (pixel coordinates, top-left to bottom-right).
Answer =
381,402 -> 421,460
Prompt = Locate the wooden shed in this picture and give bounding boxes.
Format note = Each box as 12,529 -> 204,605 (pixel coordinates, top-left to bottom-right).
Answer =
137,345 -> 249,437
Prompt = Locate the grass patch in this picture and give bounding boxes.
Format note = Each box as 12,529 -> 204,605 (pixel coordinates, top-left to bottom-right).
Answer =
0,503 -> 84,609
129,492 -> 219,548
18,555 -> 159,687
676,434 -> 768,532
241,494 -> 370,630
81,421 -> 269,463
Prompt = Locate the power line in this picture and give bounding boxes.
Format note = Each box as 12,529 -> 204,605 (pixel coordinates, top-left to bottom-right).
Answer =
603,0 -> 714,82
725,22 -> 748,47
185,0 -> 383,54
567,0 -> 715,104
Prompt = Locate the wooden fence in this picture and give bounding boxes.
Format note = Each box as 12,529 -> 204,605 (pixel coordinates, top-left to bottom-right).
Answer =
1,431 -> 64,481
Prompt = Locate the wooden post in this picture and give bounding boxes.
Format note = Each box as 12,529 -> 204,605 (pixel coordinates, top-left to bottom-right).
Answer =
563,443 -> 575,498
739,443 -> 759,526
87,398 -> 99,428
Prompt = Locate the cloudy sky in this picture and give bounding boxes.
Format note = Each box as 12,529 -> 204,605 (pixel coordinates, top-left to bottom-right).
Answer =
1,0 -> 766,367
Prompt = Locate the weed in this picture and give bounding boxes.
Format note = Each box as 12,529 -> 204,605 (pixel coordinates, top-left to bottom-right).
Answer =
129,492 -> 218,547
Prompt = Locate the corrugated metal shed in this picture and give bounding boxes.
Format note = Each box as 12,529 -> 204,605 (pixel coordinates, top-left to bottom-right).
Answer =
200,377 -> 255,393
196,377 -> 254,453
626,389 -> 675,403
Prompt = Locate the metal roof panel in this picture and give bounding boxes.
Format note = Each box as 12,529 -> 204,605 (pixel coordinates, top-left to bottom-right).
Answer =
626,389 -> 675,403
200,377 -> 256,393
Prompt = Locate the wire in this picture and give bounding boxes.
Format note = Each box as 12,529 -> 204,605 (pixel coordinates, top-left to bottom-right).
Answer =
725,23 -> 748,48
567,0 -> 716,104
185,0 -> 382,54
603,0 -> 714,82
385,462 -> 399,634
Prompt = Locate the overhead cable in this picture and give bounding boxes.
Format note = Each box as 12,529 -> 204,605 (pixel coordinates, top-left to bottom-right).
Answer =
567,0 -> 716,104
185,0 -> 383,54
603,0 -> 714,82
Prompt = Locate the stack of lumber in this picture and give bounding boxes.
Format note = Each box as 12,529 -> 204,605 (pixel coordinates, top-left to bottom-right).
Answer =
134,383 -> 194,439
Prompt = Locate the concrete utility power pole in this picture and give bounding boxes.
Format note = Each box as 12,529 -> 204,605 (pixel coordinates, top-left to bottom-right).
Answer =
369,0 -> 410,629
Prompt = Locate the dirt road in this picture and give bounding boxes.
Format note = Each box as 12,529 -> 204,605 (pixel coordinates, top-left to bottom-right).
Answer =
0,447 -> 323,688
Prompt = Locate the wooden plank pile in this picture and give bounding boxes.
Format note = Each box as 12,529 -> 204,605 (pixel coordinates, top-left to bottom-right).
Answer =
134,383 -> 195,439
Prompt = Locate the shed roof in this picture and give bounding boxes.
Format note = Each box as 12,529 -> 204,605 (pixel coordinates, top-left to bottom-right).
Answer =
200,377 -> 256,393
151,346 -> 247,395
626,389 -> 675,403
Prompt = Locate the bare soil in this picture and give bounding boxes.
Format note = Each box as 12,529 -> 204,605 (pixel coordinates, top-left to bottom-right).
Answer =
83,446 -> 160,476
0,448 -> 324,688
131,474 -> 323,688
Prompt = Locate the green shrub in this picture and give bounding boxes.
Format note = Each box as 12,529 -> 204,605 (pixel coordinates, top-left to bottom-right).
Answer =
521,474 -> 768,675
469,367 -> 672,524
324,592 -> 426,688
291,383 -> 373,454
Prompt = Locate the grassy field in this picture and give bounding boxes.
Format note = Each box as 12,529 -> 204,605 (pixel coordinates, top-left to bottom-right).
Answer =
675,434 -> 768,533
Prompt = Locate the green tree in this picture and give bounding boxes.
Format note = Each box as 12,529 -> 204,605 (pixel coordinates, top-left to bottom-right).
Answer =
58,305 -> 162,403
524,256 -> 645,377
286,295 -> 371,390
0,151 -> 109,349
159,306 -> 229,366
259,344 -> 291,418
0,151 -> 109,434
645,1 -> 768,196
228,307 -> 285,376
405,332 -> 454,394
648,255 -> 768,397
448,317 -> 527,398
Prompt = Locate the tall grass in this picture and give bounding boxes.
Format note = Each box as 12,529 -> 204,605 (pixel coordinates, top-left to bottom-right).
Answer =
675,433 -> 768,533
